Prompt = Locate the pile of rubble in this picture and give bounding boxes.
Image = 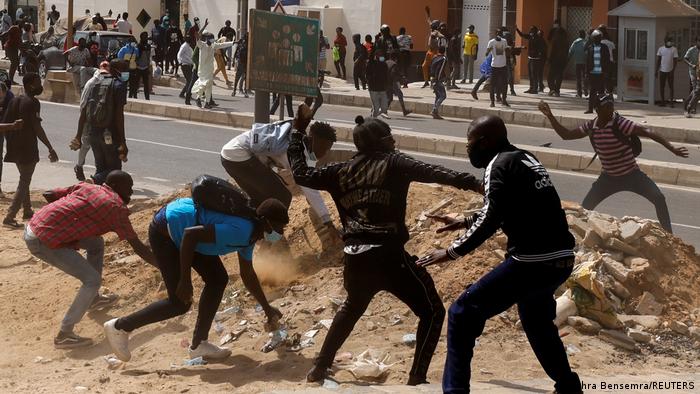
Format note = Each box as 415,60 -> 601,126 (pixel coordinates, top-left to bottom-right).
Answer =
553,202 -> 700,352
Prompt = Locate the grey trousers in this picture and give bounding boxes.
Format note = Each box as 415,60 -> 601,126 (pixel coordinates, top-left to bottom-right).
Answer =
24,227 -> 104,333
463,55 -> 475,83
369,90 -> 388,117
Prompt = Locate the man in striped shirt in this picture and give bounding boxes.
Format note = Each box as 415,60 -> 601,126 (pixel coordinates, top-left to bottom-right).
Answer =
539,95 -> 689,233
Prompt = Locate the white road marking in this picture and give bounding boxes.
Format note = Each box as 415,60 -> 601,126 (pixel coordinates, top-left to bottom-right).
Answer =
143,176 -> 171,183
126,137 -> 220,155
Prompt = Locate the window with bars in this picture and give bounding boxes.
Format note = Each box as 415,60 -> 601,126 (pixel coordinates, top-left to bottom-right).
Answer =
625,28 -> 647,60
686,0 -> 700,40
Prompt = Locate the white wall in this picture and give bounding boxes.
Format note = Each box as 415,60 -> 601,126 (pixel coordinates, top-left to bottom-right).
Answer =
49,0 -> 129,22
284,0 -> 381,80
188,0 -> 243,35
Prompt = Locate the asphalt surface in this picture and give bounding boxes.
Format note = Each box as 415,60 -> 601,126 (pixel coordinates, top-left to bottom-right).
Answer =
151,86 -> 700,167
28,101 -> 700,250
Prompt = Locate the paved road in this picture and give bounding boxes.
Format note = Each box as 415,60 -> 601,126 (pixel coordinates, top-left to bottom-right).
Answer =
14,102 -> 700,250
151,86 -> 700,167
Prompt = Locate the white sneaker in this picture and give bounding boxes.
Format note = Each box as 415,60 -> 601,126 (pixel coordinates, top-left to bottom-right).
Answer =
685,111 -> 693,118
188,340 -> 232,360
379,113 -> 391,119
104,318 -> 131,362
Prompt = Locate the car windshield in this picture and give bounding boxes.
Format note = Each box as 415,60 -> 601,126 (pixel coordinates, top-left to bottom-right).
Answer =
103,36 -> 131,53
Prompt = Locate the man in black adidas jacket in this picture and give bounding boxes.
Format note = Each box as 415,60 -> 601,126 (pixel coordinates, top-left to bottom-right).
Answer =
418,115 -> 582,394
288,109 -> 482,386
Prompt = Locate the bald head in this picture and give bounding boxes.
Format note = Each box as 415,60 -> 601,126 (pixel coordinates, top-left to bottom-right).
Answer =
468,116 -> 508,144
467,116 -> 509,168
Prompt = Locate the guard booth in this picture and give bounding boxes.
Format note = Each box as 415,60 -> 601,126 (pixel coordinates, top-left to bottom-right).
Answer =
609,0 -> 700,105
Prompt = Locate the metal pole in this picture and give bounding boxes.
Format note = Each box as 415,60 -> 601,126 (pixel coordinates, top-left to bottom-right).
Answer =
66,0 -> 74,49
253,0 -> 270,124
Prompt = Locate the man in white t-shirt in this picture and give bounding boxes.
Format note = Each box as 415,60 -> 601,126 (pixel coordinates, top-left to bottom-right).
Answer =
485,29 -> 510,108
656,37 -> 679,107
115,12 -> 132,34
220,105 -> 341,245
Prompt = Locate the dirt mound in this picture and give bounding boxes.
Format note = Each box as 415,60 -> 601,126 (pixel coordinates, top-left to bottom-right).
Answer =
0,185 -> 698,393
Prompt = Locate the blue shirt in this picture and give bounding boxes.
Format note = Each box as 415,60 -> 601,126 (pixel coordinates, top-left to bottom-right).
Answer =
591,45 -> 602,74
568,38 -> 586,65
165,198 -> 256,259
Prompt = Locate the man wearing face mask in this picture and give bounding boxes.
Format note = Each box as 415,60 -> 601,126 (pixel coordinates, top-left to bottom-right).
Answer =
656,37 -> 678,107
25,171 -> 156,349
418,116 -> 582,394
192,24 -> 235,109
288,109 -> 482,386
220,105 -> 340,243
104,192 -> 287,362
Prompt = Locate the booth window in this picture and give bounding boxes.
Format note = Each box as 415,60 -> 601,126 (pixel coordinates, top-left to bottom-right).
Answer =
625,28 -> 648,60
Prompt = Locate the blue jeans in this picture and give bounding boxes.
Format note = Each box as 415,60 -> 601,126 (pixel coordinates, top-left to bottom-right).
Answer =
24,227 -> 104,333
443,257 -> 580,394
89,128 -> 122,185
433,82 -> 446,113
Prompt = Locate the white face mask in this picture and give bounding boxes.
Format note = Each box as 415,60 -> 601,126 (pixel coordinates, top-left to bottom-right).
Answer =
666,41 -> 673,47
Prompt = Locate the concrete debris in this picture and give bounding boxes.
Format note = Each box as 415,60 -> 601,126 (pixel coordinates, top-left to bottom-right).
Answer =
602,251 -> 624,263
689,326 -> 700,341
554,293 -> 578,327
313,306 -> 326,314
588,216 -> 619,240
402,334 -> 417,346
669,321 -> 690,336
582,230 -> 603,248
567,316 -> 602,335
599,329 -> 639,352
609,280 -> 631,300
619,221 -> 647,243
627,328 -> 653,343
304,329 -> 319,338
366,321 -> 377,331
602,257 -> 632,284
220,327 -> 247,346
618,314 -> 661,330
290,285 -> 306,292
635,292 -> 664,316
604,238 -> 639,257
567,215 -> 589,237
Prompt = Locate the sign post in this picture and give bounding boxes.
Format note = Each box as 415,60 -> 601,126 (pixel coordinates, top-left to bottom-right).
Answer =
253,0 -> 271,124
248,9 -> 320,122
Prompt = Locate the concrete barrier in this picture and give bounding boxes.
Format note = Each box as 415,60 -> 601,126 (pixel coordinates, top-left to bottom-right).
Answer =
39,71 -> 79,104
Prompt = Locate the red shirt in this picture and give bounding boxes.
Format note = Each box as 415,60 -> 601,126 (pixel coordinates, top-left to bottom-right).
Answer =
334,34 -> 347,54
576,115 -> 639,176
29,183 -> 137,249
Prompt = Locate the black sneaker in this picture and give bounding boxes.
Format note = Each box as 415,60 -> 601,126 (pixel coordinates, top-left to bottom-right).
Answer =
306,365 -> 330,383
74,165 -> 86,182
54,331 -> 93,349
3,218 -> 21,229
89,294 -> 118,311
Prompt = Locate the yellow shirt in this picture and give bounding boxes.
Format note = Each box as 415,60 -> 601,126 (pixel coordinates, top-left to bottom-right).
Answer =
463,33 -> 479,56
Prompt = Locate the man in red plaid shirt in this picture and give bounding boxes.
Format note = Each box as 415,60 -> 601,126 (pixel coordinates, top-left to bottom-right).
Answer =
23,170 -> 156,349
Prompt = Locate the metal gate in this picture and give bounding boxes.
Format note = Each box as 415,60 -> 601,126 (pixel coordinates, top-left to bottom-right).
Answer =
564,6 -> 592,78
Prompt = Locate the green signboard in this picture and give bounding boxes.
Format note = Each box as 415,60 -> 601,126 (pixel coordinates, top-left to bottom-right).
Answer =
248,10 -> 320,97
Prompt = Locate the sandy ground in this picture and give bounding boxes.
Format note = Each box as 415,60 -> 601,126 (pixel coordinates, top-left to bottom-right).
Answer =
0,184 -> 698,393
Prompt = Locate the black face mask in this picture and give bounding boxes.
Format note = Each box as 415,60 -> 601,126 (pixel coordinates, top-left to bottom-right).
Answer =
468,142 -> 495,169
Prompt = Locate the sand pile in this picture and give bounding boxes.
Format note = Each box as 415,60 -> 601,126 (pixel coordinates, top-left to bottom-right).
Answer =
0,184 -> 698,393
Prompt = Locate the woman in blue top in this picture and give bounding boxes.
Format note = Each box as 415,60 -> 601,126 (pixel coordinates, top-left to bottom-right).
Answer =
104,197 -> 289,361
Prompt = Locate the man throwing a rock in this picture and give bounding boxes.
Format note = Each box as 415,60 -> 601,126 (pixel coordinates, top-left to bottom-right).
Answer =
418,115 -> 582,394
24,171 -> 157,349
289,108 -> 482,385
539,95 -> 688,233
